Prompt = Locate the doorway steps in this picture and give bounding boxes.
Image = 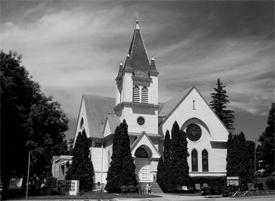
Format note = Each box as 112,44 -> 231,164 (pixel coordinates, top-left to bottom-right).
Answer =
139,182 -> 163,194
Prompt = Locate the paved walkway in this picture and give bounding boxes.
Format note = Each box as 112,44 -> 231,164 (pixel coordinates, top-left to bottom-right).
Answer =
114,194 -> 274,201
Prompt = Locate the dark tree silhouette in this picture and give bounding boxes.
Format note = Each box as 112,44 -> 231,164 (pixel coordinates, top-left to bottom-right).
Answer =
210,79 -> 235,132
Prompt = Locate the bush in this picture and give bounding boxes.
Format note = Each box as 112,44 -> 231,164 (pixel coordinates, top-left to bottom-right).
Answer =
45,177 -> 57,188
191,176 -> 226,189
266,177 -> 275,190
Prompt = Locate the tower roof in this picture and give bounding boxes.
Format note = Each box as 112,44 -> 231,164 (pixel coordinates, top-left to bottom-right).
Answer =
116,19 -> 158,80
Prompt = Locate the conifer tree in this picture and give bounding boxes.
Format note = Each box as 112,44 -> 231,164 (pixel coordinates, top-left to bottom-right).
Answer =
257,103 -> 275,174
226,132 -> 254,186
210,79 -> 235,132
171,122 -> 189,191
157,130 -> 173,192
105,120 -> 137,193
65,130 -> 94,191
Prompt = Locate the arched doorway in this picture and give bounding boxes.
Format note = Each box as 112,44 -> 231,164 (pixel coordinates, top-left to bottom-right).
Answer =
135,146 -> 150,181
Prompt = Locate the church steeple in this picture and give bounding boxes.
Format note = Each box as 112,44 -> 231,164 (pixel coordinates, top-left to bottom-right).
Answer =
125,19 -> 151,78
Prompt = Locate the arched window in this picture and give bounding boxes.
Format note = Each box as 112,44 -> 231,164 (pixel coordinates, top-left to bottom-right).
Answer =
133,85 -> 140,103
135,147 -> 148,158
191,149 -> 198,171
202,150 -> 209,172
141,86 -> 148,103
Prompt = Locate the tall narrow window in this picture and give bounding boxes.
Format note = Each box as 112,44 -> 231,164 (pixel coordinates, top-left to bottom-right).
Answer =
202,150 -> 209,172
191,149 -> 198,171
141,86 -> 148,103
133,85 -> 140,102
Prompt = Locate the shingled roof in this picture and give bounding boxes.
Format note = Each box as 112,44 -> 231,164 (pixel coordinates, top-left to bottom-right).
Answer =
117,19 -> 158,80
83,95 -> 115,138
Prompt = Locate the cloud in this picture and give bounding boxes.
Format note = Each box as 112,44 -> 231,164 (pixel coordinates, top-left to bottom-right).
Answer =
1,0 -> 274,121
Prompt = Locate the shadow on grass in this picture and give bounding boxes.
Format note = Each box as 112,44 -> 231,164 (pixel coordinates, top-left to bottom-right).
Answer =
4,191 -> 161,200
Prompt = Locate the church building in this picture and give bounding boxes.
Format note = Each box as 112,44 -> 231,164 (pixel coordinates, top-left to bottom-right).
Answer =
73,19 -> 228,186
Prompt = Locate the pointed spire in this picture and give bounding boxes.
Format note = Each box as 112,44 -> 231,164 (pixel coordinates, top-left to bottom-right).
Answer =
116,61 -> 124,81
136,14 -> 140,30
150,54 -> 159,76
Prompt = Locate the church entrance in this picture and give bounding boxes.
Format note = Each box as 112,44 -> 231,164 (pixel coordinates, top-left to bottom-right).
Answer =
135,147 -> 150,181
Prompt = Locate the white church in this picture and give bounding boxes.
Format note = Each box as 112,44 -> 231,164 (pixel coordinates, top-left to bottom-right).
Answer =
73,19 -> 228,186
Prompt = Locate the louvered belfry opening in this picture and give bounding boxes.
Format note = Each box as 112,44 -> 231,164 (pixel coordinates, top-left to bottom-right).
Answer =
141,86 -> 148,103
133,85 -> 140,102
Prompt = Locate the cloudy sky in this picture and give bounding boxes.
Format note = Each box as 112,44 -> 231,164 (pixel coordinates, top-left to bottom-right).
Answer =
1,0 -> 274,142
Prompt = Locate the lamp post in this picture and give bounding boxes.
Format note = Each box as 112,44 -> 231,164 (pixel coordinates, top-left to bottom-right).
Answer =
26,151 -> 30,200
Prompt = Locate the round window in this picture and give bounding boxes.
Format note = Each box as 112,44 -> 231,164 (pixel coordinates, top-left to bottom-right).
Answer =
186,124 -> 202,141
137,117 -> 145,125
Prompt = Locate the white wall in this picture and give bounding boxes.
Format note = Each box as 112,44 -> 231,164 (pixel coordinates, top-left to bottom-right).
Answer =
161,88 -> 228,174
121,106 -> 158,134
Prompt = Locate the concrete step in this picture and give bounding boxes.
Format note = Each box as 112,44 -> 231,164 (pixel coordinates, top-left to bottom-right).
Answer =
138,182 -> 163,193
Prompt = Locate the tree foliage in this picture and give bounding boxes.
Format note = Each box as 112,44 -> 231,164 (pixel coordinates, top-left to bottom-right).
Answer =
157,122 -> 189,192
257,103 -> 275,174
105,120 -> 137,193
157,130 -> 173,192
65,130 -> 94,191
226,132 -> 255,186
209,79 -> 235,132
1,50 -> 69,188
171,122 -> 189,189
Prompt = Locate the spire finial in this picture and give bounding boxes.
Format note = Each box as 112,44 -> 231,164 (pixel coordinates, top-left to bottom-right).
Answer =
136,13 -> 140,30
152,54 -> 154,60
120,61 -> 123,66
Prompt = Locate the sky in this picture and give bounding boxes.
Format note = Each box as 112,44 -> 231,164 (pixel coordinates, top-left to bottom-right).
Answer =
1,0 -> 274,142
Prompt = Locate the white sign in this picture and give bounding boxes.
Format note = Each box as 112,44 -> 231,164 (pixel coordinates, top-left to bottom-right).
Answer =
182,186 -> 188,191
58,180 -> 79,195
226,177 -> 239,186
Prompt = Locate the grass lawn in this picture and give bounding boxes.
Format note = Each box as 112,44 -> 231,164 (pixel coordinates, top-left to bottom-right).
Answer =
4,191 -> 161,200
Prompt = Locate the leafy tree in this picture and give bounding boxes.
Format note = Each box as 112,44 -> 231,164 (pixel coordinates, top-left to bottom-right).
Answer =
170,121 -> 189,191
1,50 -> 68,189
257,103 -> 275,174
26,95 -> 69,176
105,120 -> 137,193
68,138 -> 74,155
210,79 -> 235,132
66,130 -> 94,191
246,140 -> 255,183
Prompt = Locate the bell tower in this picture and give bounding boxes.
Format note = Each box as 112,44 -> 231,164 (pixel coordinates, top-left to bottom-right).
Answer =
114,18 -> 159,134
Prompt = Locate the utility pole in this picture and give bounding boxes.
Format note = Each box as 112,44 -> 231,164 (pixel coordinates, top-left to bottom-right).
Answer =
254,138 -> 257,173
26,151 -> 30,200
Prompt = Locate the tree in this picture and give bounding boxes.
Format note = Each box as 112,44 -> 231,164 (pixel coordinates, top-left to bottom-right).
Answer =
105,120 -> 137,193
210,79 -> 235,132
226,132 -> 255,186
170,121 -> 189,191
257,103 -> 275,174
68,138 -> 74,155
157,130 -> 173,192
65,130 -> 94,191
1,50 -> 69,189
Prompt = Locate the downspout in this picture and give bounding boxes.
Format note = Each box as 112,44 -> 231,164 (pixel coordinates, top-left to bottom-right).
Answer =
101,139 -> 104,191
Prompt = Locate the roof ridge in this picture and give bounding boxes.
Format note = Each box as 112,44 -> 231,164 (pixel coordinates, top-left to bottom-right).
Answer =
83,94 -> 114,99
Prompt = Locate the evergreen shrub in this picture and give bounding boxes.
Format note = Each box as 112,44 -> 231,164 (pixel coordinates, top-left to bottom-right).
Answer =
191,176 -> 226,189
266,177 -> 275,190
45,177 -> 57,188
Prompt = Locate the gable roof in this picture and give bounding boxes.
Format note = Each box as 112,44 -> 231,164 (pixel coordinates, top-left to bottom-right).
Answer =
83,95 -> 115,138
159,86 -> 193,118
158,86 -> 229,134
130,131 -> 161,158
105,114 -> 121,134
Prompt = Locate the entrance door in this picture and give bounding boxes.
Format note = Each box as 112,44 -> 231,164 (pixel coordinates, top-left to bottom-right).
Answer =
135,159 -> 149,181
